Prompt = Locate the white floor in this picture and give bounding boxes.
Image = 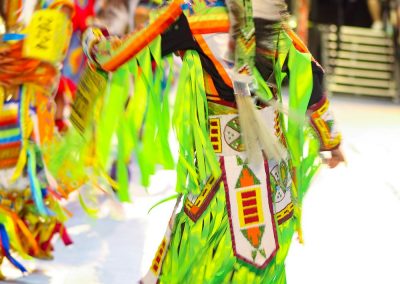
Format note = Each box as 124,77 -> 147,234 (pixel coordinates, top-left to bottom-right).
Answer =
2,94 -> 400,284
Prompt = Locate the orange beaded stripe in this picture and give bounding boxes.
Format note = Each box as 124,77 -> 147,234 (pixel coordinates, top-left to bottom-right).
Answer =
99,0 -> 184,71
189,18 -> 229,34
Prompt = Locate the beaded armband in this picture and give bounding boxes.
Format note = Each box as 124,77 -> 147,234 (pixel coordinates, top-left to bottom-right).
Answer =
309,96 -> 341,151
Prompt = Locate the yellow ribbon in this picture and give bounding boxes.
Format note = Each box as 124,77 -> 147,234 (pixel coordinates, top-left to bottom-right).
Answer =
10,85 -> 33,182
0,86 -> 4,110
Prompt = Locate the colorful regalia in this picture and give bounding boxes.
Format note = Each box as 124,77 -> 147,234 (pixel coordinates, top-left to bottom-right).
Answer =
0,0 -> 75,278
55,0 -> 96,132
50,0 -> 342,282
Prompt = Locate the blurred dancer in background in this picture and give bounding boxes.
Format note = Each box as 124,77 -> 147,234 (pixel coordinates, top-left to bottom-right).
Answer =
55,0 -> 140,133
0,0 -> 74,278
55,0 -> 96,132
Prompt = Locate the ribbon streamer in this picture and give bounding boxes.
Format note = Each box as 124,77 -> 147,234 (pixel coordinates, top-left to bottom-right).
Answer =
0,224 -> 27,273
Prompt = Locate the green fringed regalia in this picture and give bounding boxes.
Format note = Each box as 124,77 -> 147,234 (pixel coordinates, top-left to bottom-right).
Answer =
47,0 -> 340,283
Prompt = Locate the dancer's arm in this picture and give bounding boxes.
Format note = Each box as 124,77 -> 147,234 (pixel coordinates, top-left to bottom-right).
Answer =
307,62 -> 344,168
227,0 -> 345,167
82,0 -> 183,71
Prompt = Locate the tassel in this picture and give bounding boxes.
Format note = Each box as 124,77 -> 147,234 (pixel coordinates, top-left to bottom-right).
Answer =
40,222 -> 72,252
78,192 -> 99,218
58,224 -> 73,246
235,93 -> 263,165
253,100 -> 287,160
233,74 -> 286,165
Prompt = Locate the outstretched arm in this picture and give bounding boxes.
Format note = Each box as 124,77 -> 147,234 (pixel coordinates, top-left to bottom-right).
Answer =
81,0 -> 183,71
307,62 -> 345,168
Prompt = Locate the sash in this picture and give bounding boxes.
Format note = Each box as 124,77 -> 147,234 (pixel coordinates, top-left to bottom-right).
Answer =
221,153 -> 278,268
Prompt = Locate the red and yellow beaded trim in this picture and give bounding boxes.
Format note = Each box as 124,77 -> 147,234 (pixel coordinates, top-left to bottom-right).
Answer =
309,96 -> 341,151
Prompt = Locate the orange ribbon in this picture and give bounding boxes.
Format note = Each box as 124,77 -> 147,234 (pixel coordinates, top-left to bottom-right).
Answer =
0,41 -> 57,89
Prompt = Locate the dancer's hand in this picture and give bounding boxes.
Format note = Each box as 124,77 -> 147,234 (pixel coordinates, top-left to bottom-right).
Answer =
322,148 -> 346,168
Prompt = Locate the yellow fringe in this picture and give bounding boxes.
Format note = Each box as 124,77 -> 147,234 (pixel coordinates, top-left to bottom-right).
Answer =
10,86 -> 33,182
0,86 -> 4,110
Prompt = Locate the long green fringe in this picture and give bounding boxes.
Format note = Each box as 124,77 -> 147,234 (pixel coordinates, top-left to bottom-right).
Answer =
46,36 -> 175,201
172,50 -> 221,195
270,32 -> 321,236
46,37 -> 222,201
160,185 -> 291,284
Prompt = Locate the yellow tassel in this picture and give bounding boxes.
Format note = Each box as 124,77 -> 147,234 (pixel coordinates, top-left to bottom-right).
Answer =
235,94 -> 263,165
10,147 -> 27,181
0,86 -> 4,110
252,102 -> 287,160
102,172 -> 120,191
78,192 -> 99,218
297,228 -> 304,244
233,75 -> 286,165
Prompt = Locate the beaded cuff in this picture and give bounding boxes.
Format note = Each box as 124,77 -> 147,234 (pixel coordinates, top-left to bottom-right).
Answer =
309,96 -> 341,151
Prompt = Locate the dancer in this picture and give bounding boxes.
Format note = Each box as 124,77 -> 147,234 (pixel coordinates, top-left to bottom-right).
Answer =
142,1 -> 344,282
0,0 -> 74,278
66,0 -> 344,282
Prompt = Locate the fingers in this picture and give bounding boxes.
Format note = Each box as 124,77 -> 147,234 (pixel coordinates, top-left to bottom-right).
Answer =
327,156 -> 342,168
321,148 -> 346,168
332,148 -> 346,164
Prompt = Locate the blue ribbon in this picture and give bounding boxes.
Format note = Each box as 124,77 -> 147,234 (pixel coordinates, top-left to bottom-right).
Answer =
2,34 -> 25,41
0,135 -> 22,144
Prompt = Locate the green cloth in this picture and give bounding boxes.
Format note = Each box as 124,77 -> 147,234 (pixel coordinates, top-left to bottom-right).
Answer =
160,184 -> 292,284
155,2 -> 321,281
